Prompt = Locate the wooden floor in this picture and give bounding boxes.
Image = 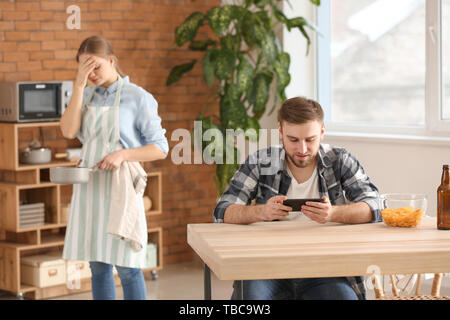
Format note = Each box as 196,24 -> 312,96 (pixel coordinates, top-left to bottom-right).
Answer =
0,257 -> 234,300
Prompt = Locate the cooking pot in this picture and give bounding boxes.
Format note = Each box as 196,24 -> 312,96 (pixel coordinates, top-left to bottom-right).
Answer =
50,165 -> 98,184
20,147 -> 52,164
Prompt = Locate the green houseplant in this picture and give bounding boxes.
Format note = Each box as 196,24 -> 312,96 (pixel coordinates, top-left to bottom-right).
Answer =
167,0 -> 320,195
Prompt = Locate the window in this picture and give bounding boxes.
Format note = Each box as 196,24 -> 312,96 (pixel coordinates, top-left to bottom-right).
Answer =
443,0 -> 450,120
317,0 -> 450,135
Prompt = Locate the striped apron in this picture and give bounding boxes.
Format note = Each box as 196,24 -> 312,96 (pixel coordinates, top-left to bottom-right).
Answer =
62,76 -> 148,268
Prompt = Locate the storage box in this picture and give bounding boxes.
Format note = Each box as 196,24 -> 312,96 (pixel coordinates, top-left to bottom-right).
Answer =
146,243 -> 157,269
46,252 -> 91,281
21,255 -> 66,288
66,260 -> 91,280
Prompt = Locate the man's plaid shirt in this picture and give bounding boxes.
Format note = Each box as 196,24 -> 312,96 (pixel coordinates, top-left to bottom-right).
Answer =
213,144 -> 382,300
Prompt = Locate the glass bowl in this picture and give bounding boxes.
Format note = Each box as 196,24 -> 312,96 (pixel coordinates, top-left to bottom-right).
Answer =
379,194 -> 427,228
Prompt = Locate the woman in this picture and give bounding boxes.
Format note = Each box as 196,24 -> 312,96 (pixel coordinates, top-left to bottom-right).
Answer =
60,35 -> 168,300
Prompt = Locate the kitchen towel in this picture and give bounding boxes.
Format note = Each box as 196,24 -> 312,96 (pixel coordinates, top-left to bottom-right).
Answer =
107,161 -> 147,252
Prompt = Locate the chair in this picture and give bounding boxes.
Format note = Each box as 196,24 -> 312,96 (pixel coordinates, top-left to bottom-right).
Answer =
372,273 -> 450,300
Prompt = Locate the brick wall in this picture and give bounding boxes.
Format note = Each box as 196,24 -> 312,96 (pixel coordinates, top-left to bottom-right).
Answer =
0,0 -> 221,264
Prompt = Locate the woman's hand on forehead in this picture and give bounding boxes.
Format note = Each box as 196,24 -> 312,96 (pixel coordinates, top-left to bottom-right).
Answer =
79,54 -> 100,64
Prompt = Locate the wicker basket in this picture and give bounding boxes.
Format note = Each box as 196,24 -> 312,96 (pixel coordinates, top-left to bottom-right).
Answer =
373,273 -> 450,300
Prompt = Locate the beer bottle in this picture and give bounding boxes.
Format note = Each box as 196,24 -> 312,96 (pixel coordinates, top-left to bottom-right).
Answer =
438,165 -> 450,230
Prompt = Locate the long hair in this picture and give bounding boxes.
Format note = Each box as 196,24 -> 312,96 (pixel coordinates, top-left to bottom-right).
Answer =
76,35 -> 125,77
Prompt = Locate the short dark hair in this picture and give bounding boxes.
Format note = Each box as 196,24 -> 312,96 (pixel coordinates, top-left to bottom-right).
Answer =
279,97 -> 324,126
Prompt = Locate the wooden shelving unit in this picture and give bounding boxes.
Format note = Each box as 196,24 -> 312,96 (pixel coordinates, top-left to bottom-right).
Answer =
0,122 -> 164,299
145,171 -> 162,216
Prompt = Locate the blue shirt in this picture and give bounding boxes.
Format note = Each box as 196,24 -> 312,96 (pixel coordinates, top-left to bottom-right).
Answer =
77,75 -> 169,155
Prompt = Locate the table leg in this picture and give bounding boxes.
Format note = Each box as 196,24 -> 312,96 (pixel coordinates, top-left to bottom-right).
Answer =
204,264 -> 211,300
234,280 -> 244,300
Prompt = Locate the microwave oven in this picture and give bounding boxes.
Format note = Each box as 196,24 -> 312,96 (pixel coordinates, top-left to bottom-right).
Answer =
0,81 -> 73,123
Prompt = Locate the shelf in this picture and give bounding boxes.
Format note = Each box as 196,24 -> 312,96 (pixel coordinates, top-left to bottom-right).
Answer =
17,182 -> 57,189
0,183 -> 60,233
144,171 -> 162,216
17,161 -> 76,172
0,119 -> 165,299
21,275 -> 121,300
40,234 -> 65,247
0,122 -> 81,171
15,122 -> 61,128
19,284 -> 37,293
0,235 -> 64,251
18,223 -> 66,233
144,227 -> 163,273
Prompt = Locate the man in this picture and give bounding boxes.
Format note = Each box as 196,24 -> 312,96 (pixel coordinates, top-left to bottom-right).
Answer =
213,97 -> 381,300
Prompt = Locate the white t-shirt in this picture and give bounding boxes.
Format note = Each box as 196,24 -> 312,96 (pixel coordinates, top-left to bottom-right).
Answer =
285,165 -> 320,221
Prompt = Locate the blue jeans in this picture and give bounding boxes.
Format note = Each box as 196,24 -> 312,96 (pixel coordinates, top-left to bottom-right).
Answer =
231,277 -> 359,300
89,261 -> 147,300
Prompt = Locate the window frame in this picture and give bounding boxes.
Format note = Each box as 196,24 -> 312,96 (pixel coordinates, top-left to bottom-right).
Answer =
316,0 -> 450,137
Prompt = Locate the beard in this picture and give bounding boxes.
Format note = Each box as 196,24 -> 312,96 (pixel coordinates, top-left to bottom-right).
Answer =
284,149 -> 317,169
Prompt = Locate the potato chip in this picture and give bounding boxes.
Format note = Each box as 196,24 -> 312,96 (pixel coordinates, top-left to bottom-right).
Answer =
381,207 -> 424,228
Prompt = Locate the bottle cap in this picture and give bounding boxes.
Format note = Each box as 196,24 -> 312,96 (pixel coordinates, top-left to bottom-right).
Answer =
444,165 -> 449,170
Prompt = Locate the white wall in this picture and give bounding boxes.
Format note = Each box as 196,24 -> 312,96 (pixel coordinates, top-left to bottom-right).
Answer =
259,0 -> 316,130
278,0 -> 447,216
283,0 -> 316,100
225,1 -> 448,217
323,135 -> 447,216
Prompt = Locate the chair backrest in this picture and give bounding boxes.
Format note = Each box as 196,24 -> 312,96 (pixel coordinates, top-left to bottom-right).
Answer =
372,273 -> 443,299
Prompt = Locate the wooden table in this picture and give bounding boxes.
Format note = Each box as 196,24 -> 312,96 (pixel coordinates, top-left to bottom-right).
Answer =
187,217 -> 450,299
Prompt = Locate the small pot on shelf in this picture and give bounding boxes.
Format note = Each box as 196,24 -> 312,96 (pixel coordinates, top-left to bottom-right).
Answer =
19,140 -> 52,165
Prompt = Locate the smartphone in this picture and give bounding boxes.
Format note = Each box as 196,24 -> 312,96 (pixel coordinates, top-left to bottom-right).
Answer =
283,198 -> 323,212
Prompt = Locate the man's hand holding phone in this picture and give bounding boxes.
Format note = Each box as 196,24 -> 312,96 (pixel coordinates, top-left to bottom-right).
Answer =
259,196 -> 292,221
283,196 -> 334,224
300,196 -> 334,224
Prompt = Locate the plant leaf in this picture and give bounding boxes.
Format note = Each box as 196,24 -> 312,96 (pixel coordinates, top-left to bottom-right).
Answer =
215,48 -> 236,80
220,85 -> 248,131
259,66 -> 274,84
207,5 -> 240,36
286,16 -> 321,55
242,11 -> 276,62
220,34 -> 239,52
248,72 -> 271,119
202,49 -> 219,86
245,116 -> 261,142
197,117 -> 223,161
250,0 -> 271,8
253,78 -> 269,119
175,12 -> 205,47
224,82 -> 243,102
236,57 -> 254,94
274,52 -> 291,99
271,5 -> 289,24
260,32 -> 277,63
188,39 -> 217,51
255,10 -> 272,30
166,60 -> 197,86
242,11 -> 260,48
